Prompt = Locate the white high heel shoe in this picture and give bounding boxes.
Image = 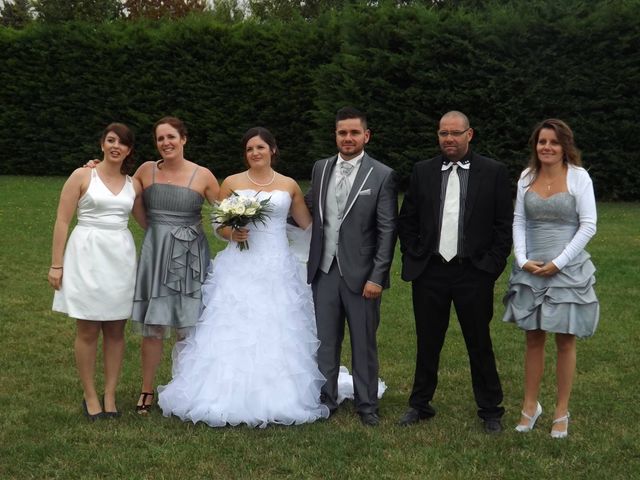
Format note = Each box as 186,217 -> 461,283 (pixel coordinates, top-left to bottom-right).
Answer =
515,402 -> 542,433
550,412 -> 570,439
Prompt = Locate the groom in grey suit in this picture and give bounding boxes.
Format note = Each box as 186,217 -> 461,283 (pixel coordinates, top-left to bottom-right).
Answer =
307,107 -> 397,426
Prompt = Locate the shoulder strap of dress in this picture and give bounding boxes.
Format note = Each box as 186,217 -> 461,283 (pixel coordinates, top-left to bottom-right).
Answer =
152,162 -> 157,184
186,166 -> 199,188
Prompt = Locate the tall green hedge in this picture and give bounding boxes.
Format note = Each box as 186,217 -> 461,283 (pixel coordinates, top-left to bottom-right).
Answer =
1,1 -> 639,199
0,16 -> 335,179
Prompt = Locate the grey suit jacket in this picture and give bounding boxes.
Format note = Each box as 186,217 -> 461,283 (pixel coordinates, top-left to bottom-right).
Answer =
307,152 -> 398,293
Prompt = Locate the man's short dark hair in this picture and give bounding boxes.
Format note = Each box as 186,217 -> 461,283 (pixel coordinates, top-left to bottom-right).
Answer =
335,106 -> 367,129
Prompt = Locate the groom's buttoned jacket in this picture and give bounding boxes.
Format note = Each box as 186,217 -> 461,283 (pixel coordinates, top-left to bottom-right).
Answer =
307,152 -> 397,292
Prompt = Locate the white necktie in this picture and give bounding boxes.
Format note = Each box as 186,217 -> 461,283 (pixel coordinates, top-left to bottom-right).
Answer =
439,164 -> 459,261
336,161 -> 354,218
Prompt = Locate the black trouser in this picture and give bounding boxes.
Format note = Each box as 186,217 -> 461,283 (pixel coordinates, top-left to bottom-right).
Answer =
409,256 -> 504,420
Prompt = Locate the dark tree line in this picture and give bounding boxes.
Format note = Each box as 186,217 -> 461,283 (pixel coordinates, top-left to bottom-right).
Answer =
1,0 -> 209,25
1,0 -> 535,27
1,0 -> 639,199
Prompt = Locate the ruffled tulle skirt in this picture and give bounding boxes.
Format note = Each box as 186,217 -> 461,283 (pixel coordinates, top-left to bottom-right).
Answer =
158,240 -> 329,428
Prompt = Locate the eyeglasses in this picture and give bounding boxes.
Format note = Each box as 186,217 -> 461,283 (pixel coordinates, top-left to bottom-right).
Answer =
437,128 -> 470,138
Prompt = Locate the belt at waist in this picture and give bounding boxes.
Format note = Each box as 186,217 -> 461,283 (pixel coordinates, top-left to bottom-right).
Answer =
147,209 -> 202,227
77,219 -> 128,230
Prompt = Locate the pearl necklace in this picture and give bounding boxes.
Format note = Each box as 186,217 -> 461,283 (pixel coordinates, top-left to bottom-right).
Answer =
246,170 -> 276,187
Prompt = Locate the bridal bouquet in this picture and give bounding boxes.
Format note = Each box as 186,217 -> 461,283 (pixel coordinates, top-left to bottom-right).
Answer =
211,191 -> 272,250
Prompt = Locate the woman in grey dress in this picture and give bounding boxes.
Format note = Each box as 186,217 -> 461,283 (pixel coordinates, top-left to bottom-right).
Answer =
131,117 -> 219,413
503,119 -> 599,438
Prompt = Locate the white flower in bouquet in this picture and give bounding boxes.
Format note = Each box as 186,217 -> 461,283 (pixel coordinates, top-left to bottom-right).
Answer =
211,191 -> 272,250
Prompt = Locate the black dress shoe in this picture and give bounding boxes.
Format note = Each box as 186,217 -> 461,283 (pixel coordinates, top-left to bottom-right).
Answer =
398,407 -> 432,426
359,412 -> 380,426
483,418 -> 503,434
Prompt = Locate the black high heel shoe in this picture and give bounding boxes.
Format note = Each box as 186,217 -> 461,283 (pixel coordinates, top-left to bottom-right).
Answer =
82,399 -> 104,421
103,395 -> 121,419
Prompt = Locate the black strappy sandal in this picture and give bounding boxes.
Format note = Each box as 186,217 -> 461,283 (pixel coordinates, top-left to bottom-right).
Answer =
136,392 -> 154,414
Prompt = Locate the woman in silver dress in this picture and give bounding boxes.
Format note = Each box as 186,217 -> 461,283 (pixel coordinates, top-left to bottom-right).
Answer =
130,117 -> 219,413
503,119 -> 599,438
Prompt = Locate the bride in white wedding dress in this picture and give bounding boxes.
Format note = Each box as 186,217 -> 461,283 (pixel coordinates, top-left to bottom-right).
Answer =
157,127 -> 330,427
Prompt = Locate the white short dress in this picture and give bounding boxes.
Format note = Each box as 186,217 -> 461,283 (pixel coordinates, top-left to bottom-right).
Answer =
52,169 -> 137,320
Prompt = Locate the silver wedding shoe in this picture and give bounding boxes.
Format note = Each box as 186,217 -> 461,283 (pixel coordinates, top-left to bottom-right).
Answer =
515,402 -> 542,433
550,412 -> 570,439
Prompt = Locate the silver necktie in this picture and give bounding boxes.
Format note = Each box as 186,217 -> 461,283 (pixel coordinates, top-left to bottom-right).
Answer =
439,164 -> 460,261
336,161 -> 354,218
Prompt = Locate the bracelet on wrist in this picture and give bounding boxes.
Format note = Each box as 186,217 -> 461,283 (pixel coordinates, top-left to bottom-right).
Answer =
50,266 -> 63,270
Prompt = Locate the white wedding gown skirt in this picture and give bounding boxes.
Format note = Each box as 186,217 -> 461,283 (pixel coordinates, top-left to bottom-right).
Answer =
158,190 -> 330,427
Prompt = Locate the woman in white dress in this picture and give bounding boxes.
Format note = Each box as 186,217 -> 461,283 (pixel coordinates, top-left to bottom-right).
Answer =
503,119 -> 599,438
49,123 -> 145,420
158,127 -> 330,427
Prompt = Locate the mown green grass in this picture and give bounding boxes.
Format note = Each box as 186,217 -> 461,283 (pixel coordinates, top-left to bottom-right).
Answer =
1,176 -> 638,479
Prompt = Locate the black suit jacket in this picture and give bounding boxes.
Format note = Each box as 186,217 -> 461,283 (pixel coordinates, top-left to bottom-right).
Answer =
398,152 -> 513,282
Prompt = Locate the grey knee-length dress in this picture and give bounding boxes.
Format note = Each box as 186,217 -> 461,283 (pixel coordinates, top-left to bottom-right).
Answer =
131,166 -> 210,338
503,191 -> 599,338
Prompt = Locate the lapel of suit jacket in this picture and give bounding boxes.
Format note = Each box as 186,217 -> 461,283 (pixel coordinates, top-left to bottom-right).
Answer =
318,156 -> 337,224
429,156 -> 444,222
342,153 -> 374,221
463,152 -> 484,226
